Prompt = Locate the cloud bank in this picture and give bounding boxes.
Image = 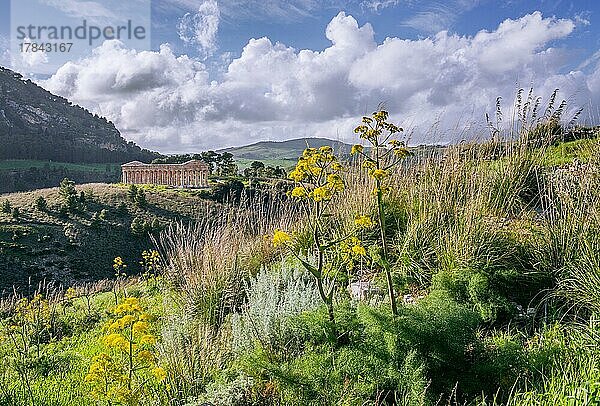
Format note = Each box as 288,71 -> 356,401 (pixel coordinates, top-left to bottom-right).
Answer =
42,11 -> 599,153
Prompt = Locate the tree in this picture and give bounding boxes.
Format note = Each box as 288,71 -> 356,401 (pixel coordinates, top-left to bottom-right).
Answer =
264,165 -> 287,179
244,161 -> 265,178
135,189 -> 147,208
127,184 -> 139,202
216,152 -> 238,176
59,178 -> 79,213
200,151 -> 220,174
2,200 -> 11,214
11,207 -> 20,219
35,196 -> 47,212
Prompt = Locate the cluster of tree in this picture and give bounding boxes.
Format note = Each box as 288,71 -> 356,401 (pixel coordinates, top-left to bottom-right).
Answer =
243,161 -> 287,179
127,185 -> 147,208
130,216 -> 164,236
152,151 -> 237,176
1,200 -> 20,218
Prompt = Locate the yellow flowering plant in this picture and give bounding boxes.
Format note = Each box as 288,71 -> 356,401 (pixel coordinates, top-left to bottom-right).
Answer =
2,293 -> 55,404
113,256 -> 128,305
352,110 -> 411,316
140,250 -> 162,289
85,297 -> 165,405
274,146 -> 369,338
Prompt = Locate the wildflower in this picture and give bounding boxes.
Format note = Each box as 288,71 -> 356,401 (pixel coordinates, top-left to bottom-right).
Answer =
133,321 -> 149,334
326,174 -> 344,192
139,313 -> 152,322
354,215 -> 374,229
362,160 -> 376,170
139,334 -> 157,345
272,229 -> 291,247
152,367 -> 167,381
371,169 -> 388,181
290,186 -> 306,198
311,186 -> 331,202
352,244 -> 367,256
351,144 -> 364,155
118,315 -> 136,327
137,350 -> 155,362
289,169 -> 304,182
394,148 -> 410,157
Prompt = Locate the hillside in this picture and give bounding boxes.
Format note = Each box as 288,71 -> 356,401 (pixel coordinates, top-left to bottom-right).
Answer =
220,137 -> 354,168
0,66 -> 160,164
0,183 -> 216,293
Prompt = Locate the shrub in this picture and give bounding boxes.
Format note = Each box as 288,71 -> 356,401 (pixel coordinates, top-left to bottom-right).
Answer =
231,262 -> 321,357
34,196 -> 47,212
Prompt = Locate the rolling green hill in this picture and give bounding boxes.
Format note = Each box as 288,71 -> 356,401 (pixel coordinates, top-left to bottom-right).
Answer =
219,137 -> 355,169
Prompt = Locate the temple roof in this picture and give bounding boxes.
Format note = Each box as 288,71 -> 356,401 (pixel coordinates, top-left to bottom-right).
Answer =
121,159 -> 210,169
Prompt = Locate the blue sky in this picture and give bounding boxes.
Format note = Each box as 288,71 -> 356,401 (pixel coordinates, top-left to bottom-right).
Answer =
0,0 -> 599,152
151,0 -> 599,78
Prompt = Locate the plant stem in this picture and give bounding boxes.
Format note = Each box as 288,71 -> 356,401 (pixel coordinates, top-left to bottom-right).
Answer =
376,181 -> 398,316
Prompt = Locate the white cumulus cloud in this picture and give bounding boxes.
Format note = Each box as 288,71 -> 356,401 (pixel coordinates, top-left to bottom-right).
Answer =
178,0 -> 221,58
41,11 -> 600,153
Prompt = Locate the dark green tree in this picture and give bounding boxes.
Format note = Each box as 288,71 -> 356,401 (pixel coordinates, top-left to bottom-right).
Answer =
200,151 -> 220,174
216,152 -> 238,176
135,189 -> 147,208
127,184 -> 139,202
59,178 -> 79,213
2,200 -> 11,214
35,196 -> 48,212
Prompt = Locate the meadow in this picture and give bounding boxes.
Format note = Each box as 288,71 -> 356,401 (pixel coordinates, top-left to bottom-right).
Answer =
0,102 -> 599,405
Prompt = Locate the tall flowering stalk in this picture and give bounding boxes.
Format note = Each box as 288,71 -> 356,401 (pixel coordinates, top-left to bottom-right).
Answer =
85,297 -> 165,405
352,110 -> 410,316
272,146 -> 359,332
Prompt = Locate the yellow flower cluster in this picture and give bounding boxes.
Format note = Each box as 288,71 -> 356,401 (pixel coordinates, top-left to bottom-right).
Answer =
272,229 -> 291,248
371,169 -> 388,181
288,146 -> 345,203
353,110 -> 409,163
354,215 -> 374,229
86,297 -> 165,404
140,250 -> 161,279
340,237 -> 368,271
113,256 -> 127,278
351,144 -> 364,155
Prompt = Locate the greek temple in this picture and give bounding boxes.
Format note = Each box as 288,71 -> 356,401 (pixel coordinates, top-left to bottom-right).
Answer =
121,160 -> 210,188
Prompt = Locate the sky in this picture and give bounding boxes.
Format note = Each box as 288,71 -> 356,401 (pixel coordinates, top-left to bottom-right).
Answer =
0,0 -> 599,153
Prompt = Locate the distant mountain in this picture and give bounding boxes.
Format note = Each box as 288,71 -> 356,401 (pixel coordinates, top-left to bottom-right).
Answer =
219,137 -> 354,161
0,66 -> 160,163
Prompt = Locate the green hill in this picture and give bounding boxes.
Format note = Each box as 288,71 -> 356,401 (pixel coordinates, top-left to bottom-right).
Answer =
0,183 -> 214,293
219,137 -> 355,169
